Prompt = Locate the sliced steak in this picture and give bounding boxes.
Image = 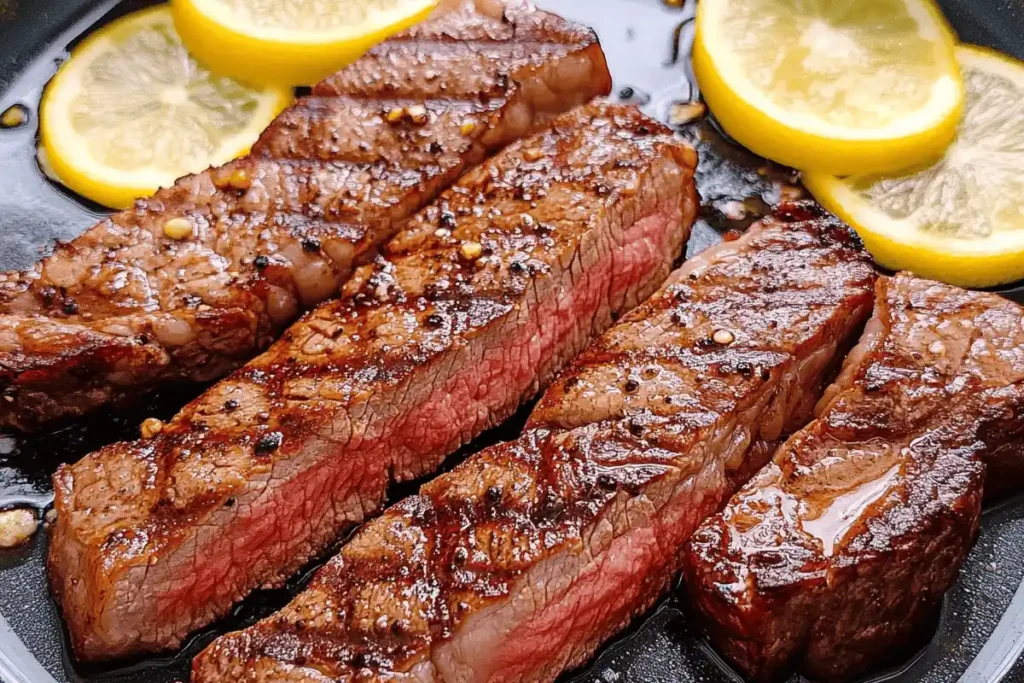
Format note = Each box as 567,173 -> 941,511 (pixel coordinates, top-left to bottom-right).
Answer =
49,102 -> 698,661
683,273 -> 1024,682
0,0 -> 611,431
192,204 -> 876,683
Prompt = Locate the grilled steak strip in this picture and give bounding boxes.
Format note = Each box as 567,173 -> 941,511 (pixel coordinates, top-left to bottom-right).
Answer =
0,0 -> 611,431
683,274 -> 1024,683
193,204 -> 876,683
50,102 -> 698,661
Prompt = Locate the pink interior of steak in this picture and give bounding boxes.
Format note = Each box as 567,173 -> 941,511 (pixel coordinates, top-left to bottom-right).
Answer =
50,103 -> 697,661
683,273 -> 1024,682
192,204 -> 877,683
0,0 -> 611,431
156,207 -> 682,625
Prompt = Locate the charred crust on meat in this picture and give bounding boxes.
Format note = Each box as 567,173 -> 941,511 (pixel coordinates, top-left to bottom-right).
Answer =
536,495 -> 565,521
301,237 -> 322,253
254,255 -> 270,270
485,485 -> 503,505
412,502 -> 436,525
223,399 -> 240,412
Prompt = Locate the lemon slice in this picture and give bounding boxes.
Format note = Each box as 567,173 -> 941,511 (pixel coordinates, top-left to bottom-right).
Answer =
172,0 -> 440,87
805,45 -> 1024,289
40,6 -> 292,210
694,0 -> 964,176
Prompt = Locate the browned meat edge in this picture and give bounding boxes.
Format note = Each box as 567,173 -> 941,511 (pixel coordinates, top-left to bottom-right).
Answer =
683,273 -> 1024,682
0,0 -> 611,431
49,101 -> 698,661
192,203 -> 876,683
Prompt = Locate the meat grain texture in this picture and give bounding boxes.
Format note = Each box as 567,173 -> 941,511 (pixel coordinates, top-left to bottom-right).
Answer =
684,273 -> 1024,682
49,102 -> 699,661
193,203 -> 877,683
0,0 -> 611,431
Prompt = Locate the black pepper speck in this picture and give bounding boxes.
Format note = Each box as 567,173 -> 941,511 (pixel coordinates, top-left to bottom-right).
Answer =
255,432 -> 282,454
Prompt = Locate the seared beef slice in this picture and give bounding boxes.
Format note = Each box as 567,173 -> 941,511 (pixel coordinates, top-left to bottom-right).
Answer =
193,204 -> 876,683
684,273 -> 1024,682
49,102 -> 698,661
0,0 -> 611,431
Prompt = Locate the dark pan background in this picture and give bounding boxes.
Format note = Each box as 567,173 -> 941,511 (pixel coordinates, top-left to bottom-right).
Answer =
1,1 -> 1024,682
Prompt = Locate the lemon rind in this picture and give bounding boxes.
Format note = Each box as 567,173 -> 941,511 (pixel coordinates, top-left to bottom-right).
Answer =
187,0 -> 440,44
172,0 -> 439,86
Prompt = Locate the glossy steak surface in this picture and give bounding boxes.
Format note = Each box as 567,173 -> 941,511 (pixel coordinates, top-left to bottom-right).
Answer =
684,273 -> 1024,682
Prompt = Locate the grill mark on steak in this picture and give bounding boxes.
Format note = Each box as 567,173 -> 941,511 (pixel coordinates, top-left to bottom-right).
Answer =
683,273 -> 1024,683
49,102 -> 699,662
0,0 -> 612,431
191,203 -> 876,683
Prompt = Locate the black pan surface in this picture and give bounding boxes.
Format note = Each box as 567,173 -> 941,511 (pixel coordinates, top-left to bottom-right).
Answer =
1,2 -> 1024,682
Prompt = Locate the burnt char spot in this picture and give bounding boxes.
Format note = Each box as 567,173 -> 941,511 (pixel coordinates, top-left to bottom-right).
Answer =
302,237 -> 322,252
254,255 -> 270,270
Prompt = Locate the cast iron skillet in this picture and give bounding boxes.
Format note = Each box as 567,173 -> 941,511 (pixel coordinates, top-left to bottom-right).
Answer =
1,2 -> 1024,683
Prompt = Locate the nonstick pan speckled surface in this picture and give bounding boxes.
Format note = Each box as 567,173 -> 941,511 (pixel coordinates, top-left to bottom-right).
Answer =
1,2 -> 1024,682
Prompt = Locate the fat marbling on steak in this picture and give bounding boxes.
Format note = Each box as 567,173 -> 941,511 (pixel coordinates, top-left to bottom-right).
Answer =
684,273 -> 1024,682
0,0 -> 612,431
49,101 -> 699,661
192,203 -> 876,683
